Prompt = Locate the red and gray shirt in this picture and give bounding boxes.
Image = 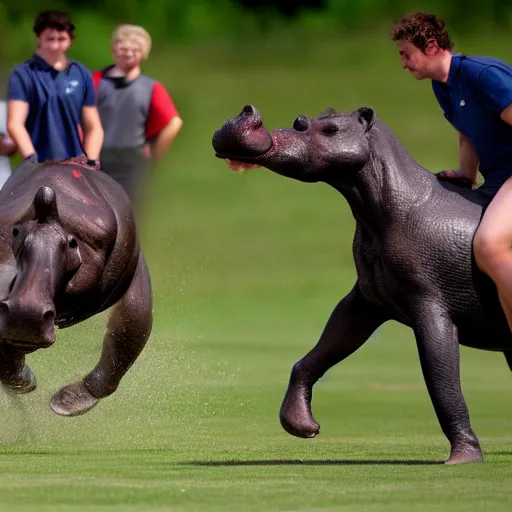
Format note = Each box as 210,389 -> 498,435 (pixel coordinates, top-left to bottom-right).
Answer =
92,66 -> 179,150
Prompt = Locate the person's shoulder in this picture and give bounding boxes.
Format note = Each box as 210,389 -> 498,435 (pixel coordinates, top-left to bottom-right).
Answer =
10,58 -> 34,75
144,77 -> 174,98
462,54 -> 512,76
70,60 -> 91,71
69,60 -> 94,79
91,65 -> 116,83
138,74 -> 158,88
93,65 -> 113,76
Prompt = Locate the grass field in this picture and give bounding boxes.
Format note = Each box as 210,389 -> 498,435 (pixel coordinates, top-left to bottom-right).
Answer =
1,30 -> 512,511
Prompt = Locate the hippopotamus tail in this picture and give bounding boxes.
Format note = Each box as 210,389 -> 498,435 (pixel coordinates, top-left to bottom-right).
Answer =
34,186 -> 59,223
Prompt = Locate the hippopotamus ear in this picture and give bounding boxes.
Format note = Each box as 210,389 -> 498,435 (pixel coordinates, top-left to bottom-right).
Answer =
357,107 -> 376,132
34,186 -> 59,223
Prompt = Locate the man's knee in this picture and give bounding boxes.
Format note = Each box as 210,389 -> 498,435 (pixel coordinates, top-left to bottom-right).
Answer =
473,225 -> 511,272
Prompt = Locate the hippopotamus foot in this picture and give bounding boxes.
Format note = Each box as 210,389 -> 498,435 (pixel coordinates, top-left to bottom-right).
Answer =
1,365 -> 37,394
49,381 -> 99,417
445,443 -> 484,465
279,385 -> 320,438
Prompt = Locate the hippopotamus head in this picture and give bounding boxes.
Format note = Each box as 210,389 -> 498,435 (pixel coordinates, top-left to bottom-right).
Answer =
0,186 -> 82,350
212,104 -> 376,182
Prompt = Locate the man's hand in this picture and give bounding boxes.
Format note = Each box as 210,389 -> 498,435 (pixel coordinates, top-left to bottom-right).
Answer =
85,158 -> 101,170
0,134 -> 17,156
7,100 -> 36,159
59,155 -> 101,170
436,169 -> 474,189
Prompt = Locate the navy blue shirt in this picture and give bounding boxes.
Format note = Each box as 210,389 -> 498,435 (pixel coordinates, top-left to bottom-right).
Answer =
7,54 -> 96,161
432,54 -> 512,190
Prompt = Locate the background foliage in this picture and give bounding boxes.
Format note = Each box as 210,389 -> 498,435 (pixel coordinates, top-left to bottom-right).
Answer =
1,0 -> 512,64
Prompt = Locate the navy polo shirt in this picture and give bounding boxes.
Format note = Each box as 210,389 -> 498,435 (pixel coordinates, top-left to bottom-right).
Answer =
432,54 -> 512,190
7,54 -> 96,161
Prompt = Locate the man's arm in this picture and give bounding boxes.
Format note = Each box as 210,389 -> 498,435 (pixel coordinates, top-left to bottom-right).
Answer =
150,116 -> 183,161
500,102 -> 512,126
146,82 -> 182,161
458,132 -> 479,185
81,106 -> 104,160
437,132 -> 479,187
7,100 -> 36,159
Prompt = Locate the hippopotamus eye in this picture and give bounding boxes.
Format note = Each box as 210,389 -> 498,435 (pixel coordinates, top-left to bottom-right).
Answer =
322,124 -> 339,135
293,115 -> 309,132
69,238 -> 78,249
12,227 -> 19,237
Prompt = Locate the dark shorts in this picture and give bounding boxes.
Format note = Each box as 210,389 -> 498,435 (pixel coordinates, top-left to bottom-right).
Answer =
477,172 -> 512,206
475,184 -> 500,206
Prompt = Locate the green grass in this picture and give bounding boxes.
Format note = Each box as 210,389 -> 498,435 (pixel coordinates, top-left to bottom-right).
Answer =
1,29 -> 512,511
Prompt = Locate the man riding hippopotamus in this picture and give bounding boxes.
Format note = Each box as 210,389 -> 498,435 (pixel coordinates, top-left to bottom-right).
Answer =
212,12 -> 512,466
0,161 -> 152,416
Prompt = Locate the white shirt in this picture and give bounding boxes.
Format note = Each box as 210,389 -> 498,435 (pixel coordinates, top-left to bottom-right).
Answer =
0,100 -> 12,187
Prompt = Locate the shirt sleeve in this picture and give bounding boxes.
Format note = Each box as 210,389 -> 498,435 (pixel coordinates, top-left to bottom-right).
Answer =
82,69 -> 97,107
477,66 -> 512,114
7,68 -> 30,102
145,82 -> 179,140
91,71 -> 102,91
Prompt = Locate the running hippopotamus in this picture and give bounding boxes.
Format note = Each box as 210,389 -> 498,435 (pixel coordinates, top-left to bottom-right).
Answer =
0,161 -> 152,416
212,104 -> 512,464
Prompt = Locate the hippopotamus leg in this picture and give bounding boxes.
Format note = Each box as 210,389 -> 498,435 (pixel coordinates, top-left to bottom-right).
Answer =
414,305 -> 483,464
0,345 -> 37,394
280,283 -> 389,439
49,254 -> 152,416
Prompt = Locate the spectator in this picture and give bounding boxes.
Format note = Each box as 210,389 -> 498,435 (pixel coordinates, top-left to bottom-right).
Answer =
7,10 -> 103,168
93,24 -> 183,207
0,100 -> 16,188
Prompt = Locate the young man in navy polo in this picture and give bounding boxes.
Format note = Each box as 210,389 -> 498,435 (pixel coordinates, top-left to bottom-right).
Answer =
7,10 -> 103,168
390,12 -> 512,331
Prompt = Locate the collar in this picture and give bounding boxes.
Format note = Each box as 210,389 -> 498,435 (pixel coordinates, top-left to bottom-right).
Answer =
101,64 -> 140,88
28,54 -> 76,72
446,53 -> 464,88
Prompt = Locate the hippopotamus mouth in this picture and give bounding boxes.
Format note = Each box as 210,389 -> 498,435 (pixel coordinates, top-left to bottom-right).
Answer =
1,337 -> 54,353
212,105 -> 274,171
0,317 -> 56,351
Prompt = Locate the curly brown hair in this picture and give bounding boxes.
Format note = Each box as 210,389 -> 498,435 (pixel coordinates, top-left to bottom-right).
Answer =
33,10 -> 76,39
390,12 -> 454,51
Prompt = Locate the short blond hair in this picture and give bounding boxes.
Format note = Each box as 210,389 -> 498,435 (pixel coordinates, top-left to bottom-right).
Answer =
112,24 -> 152,59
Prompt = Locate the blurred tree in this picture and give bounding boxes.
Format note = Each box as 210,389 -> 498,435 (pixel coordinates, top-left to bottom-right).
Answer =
238,0 -> 324,16
1,0 -> 511,52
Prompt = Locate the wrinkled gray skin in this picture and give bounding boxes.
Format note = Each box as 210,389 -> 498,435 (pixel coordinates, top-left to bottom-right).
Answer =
0,161 -> 152,416
212,105 -> 512,464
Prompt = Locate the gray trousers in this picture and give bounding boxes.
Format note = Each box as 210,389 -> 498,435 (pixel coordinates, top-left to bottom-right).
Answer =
100,147 -> 151,207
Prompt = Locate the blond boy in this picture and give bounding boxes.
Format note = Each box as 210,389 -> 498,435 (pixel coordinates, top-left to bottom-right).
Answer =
93,25 -> 183,206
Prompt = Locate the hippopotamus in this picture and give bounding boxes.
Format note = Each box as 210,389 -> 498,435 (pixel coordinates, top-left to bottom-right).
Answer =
0,161 -> 152,417
212,104 -> 512,464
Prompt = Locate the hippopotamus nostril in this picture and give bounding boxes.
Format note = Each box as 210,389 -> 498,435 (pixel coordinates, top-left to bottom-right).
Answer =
0,301 -> 9,315
242,105 -> 256,116
293,115 -> 309,132
43,308 -> 56,323
0,301 -> 9,332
